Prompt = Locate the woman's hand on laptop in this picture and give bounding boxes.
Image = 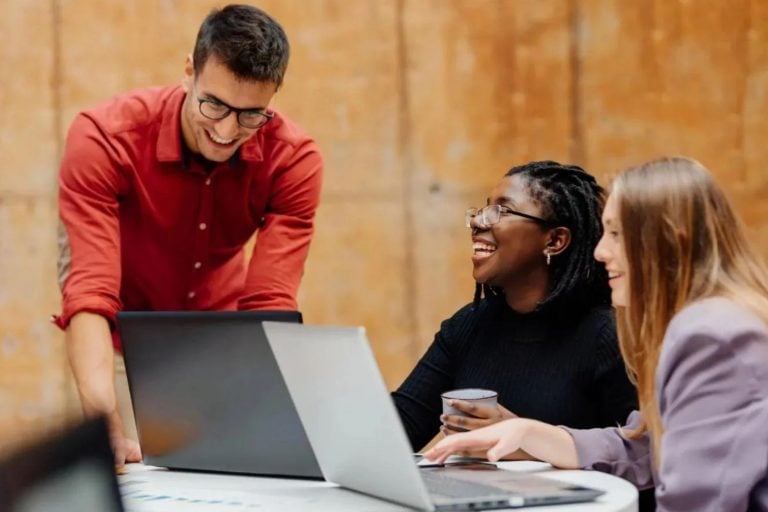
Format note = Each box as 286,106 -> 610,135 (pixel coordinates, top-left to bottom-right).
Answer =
425,418 -> 580,469
440,403 -> 525,460
427,419 -> 528,464
440,401 -> 516,434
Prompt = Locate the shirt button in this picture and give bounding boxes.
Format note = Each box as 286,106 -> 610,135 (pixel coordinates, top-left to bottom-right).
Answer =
194,261 -> 202,269
199,222 -> 207,230
188,291 -> 196,299
205,178 -> 212,186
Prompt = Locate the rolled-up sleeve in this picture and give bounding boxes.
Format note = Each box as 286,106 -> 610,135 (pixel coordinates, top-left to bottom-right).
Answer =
55,114 -> 127,329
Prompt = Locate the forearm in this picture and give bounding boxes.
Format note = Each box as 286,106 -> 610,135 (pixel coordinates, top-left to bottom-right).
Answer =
240,147 -> 322,310
65,312 -> 119,425
239,221 -> 312,310
519,420 -> 580,469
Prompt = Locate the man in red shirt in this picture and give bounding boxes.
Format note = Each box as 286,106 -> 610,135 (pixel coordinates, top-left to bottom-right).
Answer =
55,5 -> 323,466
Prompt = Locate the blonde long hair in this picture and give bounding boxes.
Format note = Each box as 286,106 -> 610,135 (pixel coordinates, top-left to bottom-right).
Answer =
612,157 -> 768,458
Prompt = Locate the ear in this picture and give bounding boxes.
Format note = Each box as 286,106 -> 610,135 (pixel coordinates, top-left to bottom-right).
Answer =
545,226 -> 571,256
181,54 -> 194,92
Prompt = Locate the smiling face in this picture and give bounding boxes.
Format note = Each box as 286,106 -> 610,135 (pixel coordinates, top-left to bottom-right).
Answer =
470,175 -> 552,293
594,193 -> 629,307
180,55 -> 277,162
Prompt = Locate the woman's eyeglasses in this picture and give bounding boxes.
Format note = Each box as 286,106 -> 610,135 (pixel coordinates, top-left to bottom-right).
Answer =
465,205 -> 551,229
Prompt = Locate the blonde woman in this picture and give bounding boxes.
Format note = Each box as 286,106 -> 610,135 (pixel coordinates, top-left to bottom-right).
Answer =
425,157 -> 768,511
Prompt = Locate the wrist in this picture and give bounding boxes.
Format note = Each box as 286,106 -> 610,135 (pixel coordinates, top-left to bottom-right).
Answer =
105,410 -> 126,438
516,418 -> 537,437
517,419 -> 579,468
516,419 -> 547,454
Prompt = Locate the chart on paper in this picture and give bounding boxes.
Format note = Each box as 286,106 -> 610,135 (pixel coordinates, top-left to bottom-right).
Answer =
120,477 -> 324,511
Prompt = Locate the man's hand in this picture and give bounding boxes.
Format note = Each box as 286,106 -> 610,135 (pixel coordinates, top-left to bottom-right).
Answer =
112,434 -> 143,469
67,313 -> 142,467
107,408 -> 142,468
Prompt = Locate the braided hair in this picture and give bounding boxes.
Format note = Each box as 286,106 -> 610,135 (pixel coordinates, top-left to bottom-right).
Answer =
473,160 -> 611,314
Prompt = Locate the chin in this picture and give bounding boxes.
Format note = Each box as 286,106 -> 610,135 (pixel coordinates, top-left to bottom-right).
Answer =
201,144 -> 238,162
611,292 -> 628,308
472,263 -> 494,284
195,131 -> 241,162
203,152 -> 234,163
472,271 -> 489,285
474,276 -> 500,290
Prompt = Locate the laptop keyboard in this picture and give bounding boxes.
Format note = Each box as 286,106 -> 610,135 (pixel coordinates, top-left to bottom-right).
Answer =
420,469 -> 510,499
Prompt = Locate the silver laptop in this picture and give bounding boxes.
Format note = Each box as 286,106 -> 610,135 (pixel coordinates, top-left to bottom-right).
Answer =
118,311 -> 322,479
263,322 -> 605,510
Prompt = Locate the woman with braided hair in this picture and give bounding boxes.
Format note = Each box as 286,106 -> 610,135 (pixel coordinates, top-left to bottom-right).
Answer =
425,157 -> 768,511
392,160 -> 638,450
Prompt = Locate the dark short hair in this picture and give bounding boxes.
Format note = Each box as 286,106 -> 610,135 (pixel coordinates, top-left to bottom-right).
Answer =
475,160 -> 611,314
193,4 -> 290,86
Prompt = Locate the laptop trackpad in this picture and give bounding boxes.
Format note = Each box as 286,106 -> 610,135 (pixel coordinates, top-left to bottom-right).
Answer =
422,465 -> 601,502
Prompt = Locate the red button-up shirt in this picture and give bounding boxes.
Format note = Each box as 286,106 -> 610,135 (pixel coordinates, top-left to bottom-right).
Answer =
55,85 -> 323,349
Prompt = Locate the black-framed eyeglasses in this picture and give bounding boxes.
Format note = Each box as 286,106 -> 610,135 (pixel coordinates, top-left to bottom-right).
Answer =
197,97 -> 274,129
465,205 -> 550,229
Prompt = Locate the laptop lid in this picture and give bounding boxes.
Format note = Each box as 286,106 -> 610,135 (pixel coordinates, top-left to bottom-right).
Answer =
0,417 -> 124,512
263,322 -> 435,510
263,322 -> 604,511
117,310 -> 322,479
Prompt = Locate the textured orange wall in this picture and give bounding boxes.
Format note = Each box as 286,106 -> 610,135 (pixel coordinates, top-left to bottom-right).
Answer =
1,0 -> 767,451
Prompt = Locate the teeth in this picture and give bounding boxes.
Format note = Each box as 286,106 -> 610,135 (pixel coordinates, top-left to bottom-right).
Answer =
608,273 -> 620,279
473,242 -> 496,253
208,130 -> 234,145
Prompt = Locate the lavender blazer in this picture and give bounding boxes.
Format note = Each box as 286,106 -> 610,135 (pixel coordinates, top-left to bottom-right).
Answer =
564,297 -> 768,511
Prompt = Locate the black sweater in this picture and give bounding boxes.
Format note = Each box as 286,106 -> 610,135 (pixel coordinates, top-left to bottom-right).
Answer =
392,297 -> 638,451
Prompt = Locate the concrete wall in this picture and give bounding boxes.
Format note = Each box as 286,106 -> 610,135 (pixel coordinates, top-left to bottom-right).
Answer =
1,0 -> 767,451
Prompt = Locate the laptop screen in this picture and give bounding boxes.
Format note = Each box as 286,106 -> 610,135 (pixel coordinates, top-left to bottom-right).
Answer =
117,310 -> 322,478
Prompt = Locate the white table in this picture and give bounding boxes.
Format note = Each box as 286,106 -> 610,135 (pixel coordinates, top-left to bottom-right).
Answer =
119,461 -> 637,512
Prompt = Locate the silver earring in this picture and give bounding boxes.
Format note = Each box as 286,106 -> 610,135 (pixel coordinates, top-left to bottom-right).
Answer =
545,251 -> 551,266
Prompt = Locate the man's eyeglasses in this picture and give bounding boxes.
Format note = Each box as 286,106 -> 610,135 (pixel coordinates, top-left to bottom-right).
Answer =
197,97 -> 274,129
465,205 -> 550,229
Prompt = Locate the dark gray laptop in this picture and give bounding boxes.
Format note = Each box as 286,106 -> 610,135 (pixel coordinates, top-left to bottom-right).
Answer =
117,311 -> 322,479
263,322 -> 605,510
0,417 -> 124,512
